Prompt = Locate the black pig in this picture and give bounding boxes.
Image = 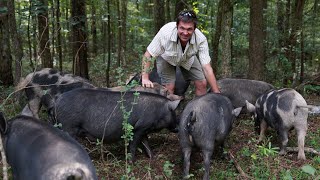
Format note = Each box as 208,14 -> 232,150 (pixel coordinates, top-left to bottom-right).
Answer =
0,112 -> 97,180
208,78 -> 274,109
179,93 -> 242,180
246,88 -> 309,160
127,66 -> 190,96
52,88 -> 180,161
17,68 -> 95,118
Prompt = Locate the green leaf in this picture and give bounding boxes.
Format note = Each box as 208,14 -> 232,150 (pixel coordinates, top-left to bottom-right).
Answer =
301,165 -> 316,176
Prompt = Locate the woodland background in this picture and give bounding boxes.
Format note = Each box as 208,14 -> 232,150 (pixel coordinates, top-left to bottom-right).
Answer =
0,0 -> 320,179
0,0 -> 319,89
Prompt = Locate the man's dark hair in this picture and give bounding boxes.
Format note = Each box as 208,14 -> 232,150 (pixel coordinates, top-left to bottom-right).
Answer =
176,10 -> 198,29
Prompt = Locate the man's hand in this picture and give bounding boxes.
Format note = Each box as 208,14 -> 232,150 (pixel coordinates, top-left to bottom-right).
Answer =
142,74 -> 154,88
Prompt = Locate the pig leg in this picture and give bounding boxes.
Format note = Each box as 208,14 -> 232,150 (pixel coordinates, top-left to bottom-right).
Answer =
141,136 -> 154,159
277,129 -> 288,156
296,127 -> 306,160
202,149 -> 213,180
258,120 -> 268,142
129,130 -> 146,162
28,98 -> 41,119
182,147 -> 191,179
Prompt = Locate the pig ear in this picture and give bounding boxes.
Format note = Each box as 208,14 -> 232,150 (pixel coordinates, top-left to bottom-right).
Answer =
245,100 -> 256,113
0,112 -> 7,134
232,107 -> 242,117
167,100 -> 181,111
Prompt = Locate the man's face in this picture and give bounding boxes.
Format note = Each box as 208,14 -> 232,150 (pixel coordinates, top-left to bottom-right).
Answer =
177,21 -> 195,44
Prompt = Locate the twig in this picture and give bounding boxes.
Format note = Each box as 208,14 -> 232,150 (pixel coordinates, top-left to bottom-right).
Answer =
286,147 -> 320,156
228,151 -> 250,180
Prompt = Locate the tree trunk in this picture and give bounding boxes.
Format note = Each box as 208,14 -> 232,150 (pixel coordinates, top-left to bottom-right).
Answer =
285,0 -> 305,86
248,0 -> 266,80
220,0 -> 233,78
71,0 -> 88,79
105,0 -> 111,86
165,0 -> 171,22
154,0 -> 165,34
27,2 -> 34,69
56,0 -> 63,71
91,0 -> 97,56
212,0 -> 223,74
8,0 -> 23,85
38,0 -> 53,68
116,0 -> 121,67
0,0 -> 14,86
121,0 -> 127,66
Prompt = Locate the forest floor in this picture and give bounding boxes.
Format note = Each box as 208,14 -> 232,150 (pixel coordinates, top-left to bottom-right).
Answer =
84,93 -> 320,179
0,84 -> 319,179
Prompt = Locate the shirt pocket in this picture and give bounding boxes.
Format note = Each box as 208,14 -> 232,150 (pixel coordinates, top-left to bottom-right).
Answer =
162,51 -> 178,62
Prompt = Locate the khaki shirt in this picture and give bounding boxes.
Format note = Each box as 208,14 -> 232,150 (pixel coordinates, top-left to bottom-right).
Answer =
147,22 -> 211,70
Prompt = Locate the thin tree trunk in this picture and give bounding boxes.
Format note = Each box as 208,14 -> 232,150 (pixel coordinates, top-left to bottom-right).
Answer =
27,2 -> 34,69
0,0 -> 14,86
8,0 -> 23,85
212,0 -> 222,74
286,0 -> 305,86
220,0 -> 233,78
57,0 -> 63,71
116,0 -> 122,67
71,0 -> 88,79
121,0 -> 127,66
38,0 -> 52,68
248,0 -> 266,80
165,0 -> 171,22
154,0 -> 165,34
91,0 -> 97,56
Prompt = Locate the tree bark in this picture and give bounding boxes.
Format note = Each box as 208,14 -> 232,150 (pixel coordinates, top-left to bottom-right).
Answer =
220,0 -> 233,78
248,0 -> 266,80
154,0 -> 165,34
212,0 -> 223,75
91,0 -> 98,56
71,0 -> 88,79
285,0 -> 305,86
38,0 -> 53,68
56,0 -> 63,71
0,0 -> 14,86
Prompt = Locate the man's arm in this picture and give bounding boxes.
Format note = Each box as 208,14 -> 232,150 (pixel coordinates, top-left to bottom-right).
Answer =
141,51 -> 154,88
202,63 -> 220,93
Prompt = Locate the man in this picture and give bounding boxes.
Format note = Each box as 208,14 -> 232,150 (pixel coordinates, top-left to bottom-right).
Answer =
142,10 -> 220,96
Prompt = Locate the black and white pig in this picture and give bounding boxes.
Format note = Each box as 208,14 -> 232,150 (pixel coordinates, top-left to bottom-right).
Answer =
245,88 -> 309,160
0,112 -> 98,180
179,93 -> 242,180
208,78 -> 274,110
51,88 -> 180,161
17,68 -> 95,118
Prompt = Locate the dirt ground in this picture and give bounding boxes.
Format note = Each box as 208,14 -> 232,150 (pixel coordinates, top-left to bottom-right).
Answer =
84,94 -> 320,179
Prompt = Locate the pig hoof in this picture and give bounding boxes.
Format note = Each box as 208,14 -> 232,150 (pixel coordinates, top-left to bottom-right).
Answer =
298,153 -> 306,160
279,149 -> 286,156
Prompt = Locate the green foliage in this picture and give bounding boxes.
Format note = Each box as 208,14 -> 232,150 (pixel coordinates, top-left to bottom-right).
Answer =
301,165 -> 316,176
257,141 -> 279,157
163,161 -> 174,177
304,84 -> 320,95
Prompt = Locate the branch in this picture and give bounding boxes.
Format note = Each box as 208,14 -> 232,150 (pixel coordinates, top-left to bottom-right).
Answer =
228,151 -> 251,179
286,147 -> 320,156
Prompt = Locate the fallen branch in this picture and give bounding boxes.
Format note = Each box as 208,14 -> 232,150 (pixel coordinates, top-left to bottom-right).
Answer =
228,151 -> 251,180
286,147 -> 320,156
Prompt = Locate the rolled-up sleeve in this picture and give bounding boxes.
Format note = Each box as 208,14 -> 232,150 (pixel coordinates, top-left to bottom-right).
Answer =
198,39 -> 211,65
147,31 -> 164,57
